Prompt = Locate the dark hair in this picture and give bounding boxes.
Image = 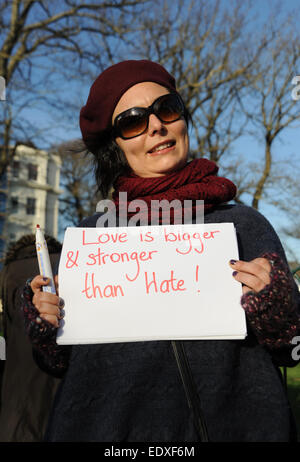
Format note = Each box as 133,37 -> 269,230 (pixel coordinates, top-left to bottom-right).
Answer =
85,132 -> 130,199
3,233 -> 62,266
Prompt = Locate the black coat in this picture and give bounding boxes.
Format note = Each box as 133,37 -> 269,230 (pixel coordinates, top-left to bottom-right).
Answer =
44,204 -> 299,442
0,245 -> 61,442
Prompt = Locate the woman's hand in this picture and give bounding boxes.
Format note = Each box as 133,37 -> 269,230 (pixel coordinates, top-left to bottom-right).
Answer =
30,275 -> 64,328
229,258 -> 271,294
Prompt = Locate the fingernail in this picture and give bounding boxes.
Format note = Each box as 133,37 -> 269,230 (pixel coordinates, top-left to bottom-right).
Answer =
58,297 -> 65,308
42,277 -> 48,282
232,271 -> 238,277
230,260 -> 237,265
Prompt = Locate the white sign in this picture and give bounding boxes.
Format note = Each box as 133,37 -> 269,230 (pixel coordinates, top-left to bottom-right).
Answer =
57,223 -> 247,344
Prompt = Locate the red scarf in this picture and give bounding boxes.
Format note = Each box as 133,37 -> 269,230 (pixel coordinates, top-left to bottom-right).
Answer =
112,158 -> 236,223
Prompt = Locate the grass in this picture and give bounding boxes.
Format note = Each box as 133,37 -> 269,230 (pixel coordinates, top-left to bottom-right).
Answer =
285,364 -> 300,440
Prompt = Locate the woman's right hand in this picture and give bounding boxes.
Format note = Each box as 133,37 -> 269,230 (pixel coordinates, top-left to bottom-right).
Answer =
30,275 -> 64,328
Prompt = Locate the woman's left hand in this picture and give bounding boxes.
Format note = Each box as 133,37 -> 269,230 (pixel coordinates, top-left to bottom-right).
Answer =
229,258 -> 271,294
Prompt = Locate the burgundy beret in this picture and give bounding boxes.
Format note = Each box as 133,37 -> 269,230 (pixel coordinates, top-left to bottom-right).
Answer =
79,60 -> 176,146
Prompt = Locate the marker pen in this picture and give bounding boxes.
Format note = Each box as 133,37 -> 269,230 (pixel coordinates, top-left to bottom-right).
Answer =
35,224 -> 56,294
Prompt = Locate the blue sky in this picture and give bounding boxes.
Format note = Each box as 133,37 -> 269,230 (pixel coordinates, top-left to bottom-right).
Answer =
3,0 -> 300,263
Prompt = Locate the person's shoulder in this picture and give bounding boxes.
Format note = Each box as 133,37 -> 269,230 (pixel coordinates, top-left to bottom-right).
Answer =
228,203 -> 278,232
77,212 -> 106,228
206,203 -> 272,226
207,204 -> 286,261
206,203 -> 280,241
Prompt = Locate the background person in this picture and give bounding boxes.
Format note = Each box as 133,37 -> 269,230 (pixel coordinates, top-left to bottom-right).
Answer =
0,234 -> 62,442
23,60 -> 300,442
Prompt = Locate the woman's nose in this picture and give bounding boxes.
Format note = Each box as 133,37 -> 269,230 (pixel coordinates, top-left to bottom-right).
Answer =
148,113 -> 166,135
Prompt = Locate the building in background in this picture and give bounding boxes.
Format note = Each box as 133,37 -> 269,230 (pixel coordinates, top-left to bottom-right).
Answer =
0,144 -> 62,259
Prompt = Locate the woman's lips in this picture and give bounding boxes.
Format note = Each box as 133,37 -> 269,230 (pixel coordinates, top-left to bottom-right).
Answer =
148,140 -> 176,155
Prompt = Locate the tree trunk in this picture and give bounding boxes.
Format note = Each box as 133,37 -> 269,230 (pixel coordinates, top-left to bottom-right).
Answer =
252,137 -> 272,210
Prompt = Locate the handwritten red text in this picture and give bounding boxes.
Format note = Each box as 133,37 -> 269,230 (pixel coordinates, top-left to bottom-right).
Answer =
85,247 -> 158,282
164,228 -> 220,255
82,272 -> 124,299
144,270 -> 186,294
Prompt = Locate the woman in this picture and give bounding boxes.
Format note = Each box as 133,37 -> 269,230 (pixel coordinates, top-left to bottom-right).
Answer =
23,60 -> 300,442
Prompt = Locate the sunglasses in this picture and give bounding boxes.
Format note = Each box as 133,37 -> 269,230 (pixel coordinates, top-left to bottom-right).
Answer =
112,93 -> 185,140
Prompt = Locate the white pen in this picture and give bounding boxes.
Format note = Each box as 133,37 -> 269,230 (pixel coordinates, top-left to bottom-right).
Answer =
35,224 -> 56,294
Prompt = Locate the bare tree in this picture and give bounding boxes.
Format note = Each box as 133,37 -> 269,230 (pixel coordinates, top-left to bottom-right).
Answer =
112,0 -> 300,259
122,1 -> 274,156
127,1 -> 299,191
2,0 -> 299,259
0,0 -> 148,256
0,0 -> 146,177
56,141 -> 101,226
54,0 -> 262,225
238,30 -> 300,210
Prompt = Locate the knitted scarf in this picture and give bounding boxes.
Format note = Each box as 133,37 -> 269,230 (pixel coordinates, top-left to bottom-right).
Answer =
112,158 -> 236,224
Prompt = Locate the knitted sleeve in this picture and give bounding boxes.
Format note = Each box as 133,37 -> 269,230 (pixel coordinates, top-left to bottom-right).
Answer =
241,252 -> 300,350
22,279 -> 71,378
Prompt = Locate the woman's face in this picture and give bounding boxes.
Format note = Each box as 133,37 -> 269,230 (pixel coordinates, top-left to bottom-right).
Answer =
112,82 -> 189,178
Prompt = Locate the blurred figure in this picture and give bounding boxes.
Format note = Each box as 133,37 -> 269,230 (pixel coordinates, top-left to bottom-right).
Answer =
0,234 -> 61,442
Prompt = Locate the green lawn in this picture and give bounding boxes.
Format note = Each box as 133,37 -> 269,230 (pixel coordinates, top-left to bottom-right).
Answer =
285,364 -> 300,440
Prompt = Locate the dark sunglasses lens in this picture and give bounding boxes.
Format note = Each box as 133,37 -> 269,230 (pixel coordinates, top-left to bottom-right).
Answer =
156,95 -> 183,122
118,112 -> 148,139
115,94 -> 184,139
